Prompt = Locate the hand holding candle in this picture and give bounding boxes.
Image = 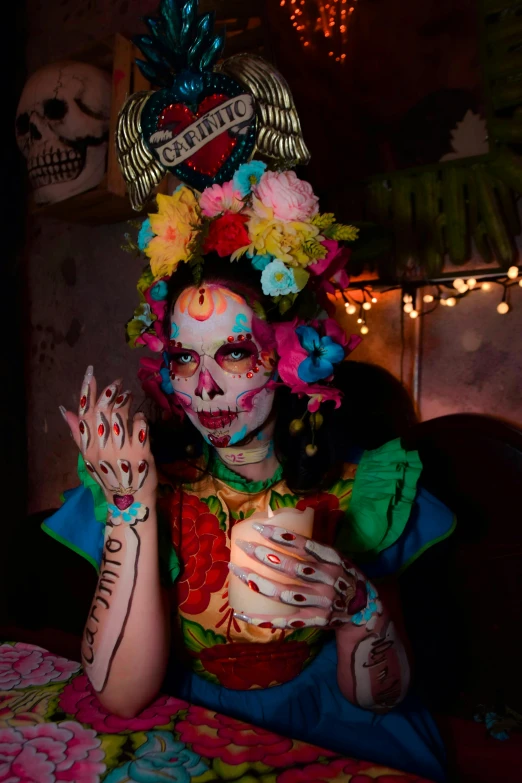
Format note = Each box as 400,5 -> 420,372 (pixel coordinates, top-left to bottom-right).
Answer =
228,514 -> 383,632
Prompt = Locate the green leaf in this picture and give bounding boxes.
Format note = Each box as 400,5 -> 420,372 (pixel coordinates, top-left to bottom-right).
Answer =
191,658 -> 222,686
252,300 -> 267,320
98,734 -> 127,767
292,267 -> 310,291
202,495 -> 228,531
327,478 -> 354,513
269,491 -> 298,511
137,265 -> 155,300
285,625 -> 324,645
181,616 -> 226,654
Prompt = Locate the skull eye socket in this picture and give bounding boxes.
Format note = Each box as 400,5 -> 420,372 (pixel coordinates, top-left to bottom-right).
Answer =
43,98 -> 68,121
16,113 -> 30,136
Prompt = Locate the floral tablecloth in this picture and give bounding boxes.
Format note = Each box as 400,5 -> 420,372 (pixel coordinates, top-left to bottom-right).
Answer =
0,642 -> 432,783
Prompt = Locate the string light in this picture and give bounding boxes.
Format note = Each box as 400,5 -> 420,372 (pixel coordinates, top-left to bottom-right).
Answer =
280,0 -> 358,61
362,301 -> 372,311
346,303 -> 357,314
360,325 -> 369,335
423,294 -> 434,303
497,301 -> 510,314
403,302 -> 413,313
409,310 -> 419,319
446,297 -> 457,307
467,278 -> 477,289
371,296 -> 377,303
507,266 -> 519,279
403,294 -> 413,303
482,282 -> 492,291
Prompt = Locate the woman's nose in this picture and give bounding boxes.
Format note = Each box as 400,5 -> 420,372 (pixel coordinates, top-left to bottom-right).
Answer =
195,368 -> 223,401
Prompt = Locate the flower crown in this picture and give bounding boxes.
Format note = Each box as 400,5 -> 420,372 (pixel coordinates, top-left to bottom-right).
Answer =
125,162 -> 361,421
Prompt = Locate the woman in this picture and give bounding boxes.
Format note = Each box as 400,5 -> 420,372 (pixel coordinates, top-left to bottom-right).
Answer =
49,166 -> 454,782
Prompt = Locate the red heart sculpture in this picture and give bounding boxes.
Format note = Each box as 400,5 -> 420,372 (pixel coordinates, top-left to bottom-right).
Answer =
158,94 -> 237,177
114,494 -> 134,511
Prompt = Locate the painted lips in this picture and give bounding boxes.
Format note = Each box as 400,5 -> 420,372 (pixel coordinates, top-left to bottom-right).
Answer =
197,409 -> 238,430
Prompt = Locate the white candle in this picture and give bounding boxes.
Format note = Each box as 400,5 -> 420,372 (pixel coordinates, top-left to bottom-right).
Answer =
228,506 -> 314,617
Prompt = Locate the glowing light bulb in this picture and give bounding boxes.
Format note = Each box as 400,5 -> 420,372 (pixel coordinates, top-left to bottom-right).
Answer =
453,278 -> 465,290
362,302 -> 371,311
446,297 -> 457,307
357,317 -> 363,324
423,294 -> 434,303
482,282 -> 492,291
360,325 -> 369,335
403,294 -> 412,303
346,304 -> 357,315
467,278 -> 477,289
497,301 -> 510,314
519,279 -> 522,287
440,299 -> 447,306
403,303 -> 413,314
507,266 -> 519,279
371,297 -> 377,303
409,310 -> 419,319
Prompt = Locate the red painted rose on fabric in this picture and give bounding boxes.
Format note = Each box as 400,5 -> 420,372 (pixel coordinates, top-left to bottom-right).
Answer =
296,493 -> 344,545
203,213 -> 250,257
171,491 -> 229,615
198,640 -> 310,689
278,758 -> 431,782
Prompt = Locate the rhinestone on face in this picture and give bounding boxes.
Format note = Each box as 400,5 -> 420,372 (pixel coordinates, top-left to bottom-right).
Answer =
246,372 -> 253,379
246,333 -> 252,340
238,334 -> 245,341
267,554 -> 281,564
247,580 -> 260,592
227,336 -> 234,342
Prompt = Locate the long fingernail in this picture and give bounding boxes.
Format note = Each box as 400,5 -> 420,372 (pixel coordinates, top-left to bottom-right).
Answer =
236,539 -> 256,555
228,563 -> 246,579
59,405 -> 67,422
85,365 -> 94,380
252,523 -> 266,534
233,612 -> 252,623
114,391 -> 131,408
80,367 -> 94,415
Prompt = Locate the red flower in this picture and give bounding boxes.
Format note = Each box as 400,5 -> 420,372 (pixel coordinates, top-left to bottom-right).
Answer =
198,640 -> 310,689
177,704 -> 337,766
296,493 -> 344,545
203,213 -> 250,257
278,758 -> 431,782
171,491 -> 229,615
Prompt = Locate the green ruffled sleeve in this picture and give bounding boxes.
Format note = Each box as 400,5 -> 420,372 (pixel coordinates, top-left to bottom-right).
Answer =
335,438 -> 423,556
77,453 -> 108,523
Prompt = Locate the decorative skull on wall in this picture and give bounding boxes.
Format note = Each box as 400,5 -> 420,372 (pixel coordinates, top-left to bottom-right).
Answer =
15,61 -> 111,205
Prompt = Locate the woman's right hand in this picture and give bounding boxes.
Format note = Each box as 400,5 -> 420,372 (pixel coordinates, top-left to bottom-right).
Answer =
60,365 -> 158,525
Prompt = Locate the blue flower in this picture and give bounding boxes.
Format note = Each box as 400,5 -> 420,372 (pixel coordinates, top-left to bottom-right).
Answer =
160,352 -> 174,395
151,280 -> 168,301
104,730 -> 208,783
261,259 -> 300,296
251,253 -> 272,271
296,325 -> 345,383
233,160 -> 267,197
138,218 -> 154,251
108,502 -> 147,525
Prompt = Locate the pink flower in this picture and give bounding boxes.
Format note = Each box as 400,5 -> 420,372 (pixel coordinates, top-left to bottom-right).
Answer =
0,643 -> 79,690
253,171 -> 319,222
58,674 -> 187,734
135,331 -> 165,352
200,181 -> 243,217
137,356 -> 183,419
308,240 -> 351,291
177,705 -> 337,767
0,721 -> 105,783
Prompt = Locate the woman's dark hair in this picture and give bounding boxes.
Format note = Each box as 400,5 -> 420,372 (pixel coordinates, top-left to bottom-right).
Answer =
150,252 -> 417,493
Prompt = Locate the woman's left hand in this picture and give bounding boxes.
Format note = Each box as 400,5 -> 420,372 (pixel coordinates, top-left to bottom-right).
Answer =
229,523 -> 382,631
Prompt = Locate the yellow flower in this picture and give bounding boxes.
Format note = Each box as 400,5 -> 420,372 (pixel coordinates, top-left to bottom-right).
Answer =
146,188 -> 201,278
246,198 -> 325,268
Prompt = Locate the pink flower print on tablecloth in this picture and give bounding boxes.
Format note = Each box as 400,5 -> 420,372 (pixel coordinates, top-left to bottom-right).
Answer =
177,705 -> 338,767
0,643 -> 79,690
59,674 -> 188,733
277,758 -> 432,782
0,721 -> 105,783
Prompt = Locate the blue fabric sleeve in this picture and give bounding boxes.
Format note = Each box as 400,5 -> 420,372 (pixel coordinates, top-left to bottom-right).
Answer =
41,485 -> 105,571
362,486 -> 456,579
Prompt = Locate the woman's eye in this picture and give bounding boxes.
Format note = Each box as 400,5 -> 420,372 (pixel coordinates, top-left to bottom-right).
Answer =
229,349 -> 246,361
178,353 -> 193,364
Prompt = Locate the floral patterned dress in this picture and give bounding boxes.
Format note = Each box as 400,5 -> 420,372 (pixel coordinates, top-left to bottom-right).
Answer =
43,439 -> 456,782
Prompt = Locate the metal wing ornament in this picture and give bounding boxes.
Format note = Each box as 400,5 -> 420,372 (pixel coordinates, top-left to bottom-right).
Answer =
115,0 -> 310,210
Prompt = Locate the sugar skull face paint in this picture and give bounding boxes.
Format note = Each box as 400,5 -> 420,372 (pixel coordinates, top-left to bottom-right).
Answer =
170,285 -> 277,448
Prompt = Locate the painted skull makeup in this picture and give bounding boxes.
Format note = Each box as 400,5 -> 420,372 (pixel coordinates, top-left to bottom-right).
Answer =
170,285 -> 277,448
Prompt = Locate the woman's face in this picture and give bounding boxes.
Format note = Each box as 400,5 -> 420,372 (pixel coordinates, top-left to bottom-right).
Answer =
169,284 -> 277,448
